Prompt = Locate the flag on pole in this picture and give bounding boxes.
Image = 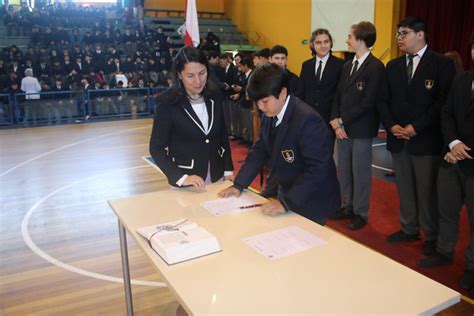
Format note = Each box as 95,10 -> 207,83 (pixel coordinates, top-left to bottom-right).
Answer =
184,0 -> 200,47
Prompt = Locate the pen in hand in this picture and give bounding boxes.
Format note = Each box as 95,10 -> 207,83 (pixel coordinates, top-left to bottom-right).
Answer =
239,203 -> 263,209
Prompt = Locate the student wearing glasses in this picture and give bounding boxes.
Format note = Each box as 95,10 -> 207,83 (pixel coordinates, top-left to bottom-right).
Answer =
377,17 -> 456,255
149,46 -> 234,188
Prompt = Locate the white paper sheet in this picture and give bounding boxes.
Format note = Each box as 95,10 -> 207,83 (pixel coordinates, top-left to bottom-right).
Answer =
242,226 -> 327,260
200,196 -> 263,216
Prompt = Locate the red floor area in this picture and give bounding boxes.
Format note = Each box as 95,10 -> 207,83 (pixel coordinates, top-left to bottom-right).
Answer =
230,139 -> 472,299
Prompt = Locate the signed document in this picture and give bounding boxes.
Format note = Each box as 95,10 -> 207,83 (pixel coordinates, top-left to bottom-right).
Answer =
242,226 -> 327,260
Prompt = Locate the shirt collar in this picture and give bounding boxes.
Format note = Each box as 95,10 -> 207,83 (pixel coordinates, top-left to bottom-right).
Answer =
352,50 -> 371,66
407,44 -> 428,59
316,53 -> 330,64
275,95 -> 290,127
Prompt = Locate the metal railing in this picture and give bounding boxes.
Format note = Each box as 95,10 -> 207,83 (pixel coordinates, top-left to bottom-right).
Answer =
3,86 -> 168,127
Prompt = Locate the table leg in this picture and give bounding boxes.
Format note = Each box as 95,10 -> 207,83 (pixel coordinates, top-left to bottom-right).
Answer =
118,220 -> 134,316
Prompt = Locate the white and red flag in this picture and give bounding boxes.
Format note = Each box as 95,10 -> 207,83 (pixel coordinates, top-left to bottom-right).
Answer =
184,0 -> 200,47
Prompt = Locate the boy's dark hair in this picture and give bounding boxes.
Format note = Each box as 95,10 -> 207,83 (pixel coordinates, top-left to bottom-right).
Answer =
240,57 -> 254,69
206,50 -> 219,59
397,16 -> 428,42
247,63 -> 289,101
258,48 -> 271,59
352,21 -> 376,48
270,45 -> 288,57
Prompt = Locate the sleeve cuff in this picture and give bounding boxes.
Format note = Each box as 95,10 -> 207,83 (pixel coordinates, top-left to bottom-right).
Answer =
449,140 -> 462,150
176,174 -> 188,187
224,171 -> 234,177
278,197 -> 290,212
232,183 -> 244,192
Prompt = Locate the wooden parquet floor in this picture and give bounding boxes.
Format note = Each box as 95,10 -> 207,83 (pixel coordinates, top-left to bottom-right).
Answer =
1,119 -> 178,315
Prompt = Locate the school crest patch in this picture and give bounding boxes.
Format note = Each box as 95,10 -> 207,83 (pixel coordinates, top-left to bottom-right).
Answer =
281,149 -> 295,163
425,79 -> 434,90
356,81 -> 365,92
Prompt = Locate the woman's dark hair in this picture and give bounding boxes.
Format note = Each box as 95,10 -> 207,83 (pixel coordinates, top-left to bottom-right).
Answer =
309,28 -> 334,56
158,46 -> 217,105
247,63 -> 289,101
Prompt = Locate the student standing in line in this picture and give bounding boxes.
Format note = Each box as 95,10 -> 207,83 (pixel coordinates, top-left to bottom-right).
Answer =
329,21 -> 386,230
269,45 -> 299,94
378,17 -> 456,255
149,46 -> 234,188
218,63 -> 340,225
417,34 -> 474,293
296,28 -> 344,153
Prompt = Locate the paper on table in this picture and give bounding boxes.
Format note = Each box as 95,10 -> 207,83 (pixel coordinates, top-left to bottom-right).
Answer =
242,226 -> 327,260
201,196 -> 262,216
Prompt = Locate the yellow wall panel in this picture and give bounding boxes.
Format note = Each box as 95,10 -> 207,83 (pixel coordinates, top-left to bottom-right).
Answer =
224,0 -> 399,71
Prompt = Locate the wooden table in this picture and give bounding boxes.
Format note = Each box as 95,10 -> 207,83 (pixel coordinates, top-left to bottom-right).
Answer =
109,181 -> 460,315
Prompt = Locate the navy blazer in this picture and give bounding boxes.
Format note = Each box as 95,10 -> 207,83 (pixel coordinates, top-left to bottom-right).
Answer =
297,54 -> 344,123
332,53 -> 386,138
234,95 -> 340,224
440,71 -> 474,176
378,49 -> 456,155
149,89 -> 234,186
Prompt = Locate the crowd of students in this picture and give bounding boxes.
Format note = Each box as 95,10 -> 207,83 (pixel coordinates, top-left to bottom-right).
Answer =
0,3 -> 179,102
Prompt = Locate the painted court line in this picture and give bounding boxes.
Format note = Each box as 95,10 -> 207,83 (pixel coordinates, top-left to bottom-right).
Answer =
1,127 -> 148,177
21,165 -> 166,287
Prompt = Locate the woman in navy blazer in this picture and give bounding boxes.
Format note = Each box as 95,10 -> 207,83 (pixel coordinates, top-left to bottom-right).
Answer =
149,46 -> 234,187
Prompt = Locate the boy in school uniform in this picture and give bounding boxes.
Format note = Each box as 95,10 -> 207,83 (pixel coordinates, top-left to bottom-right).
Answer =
329,21 -> 386,230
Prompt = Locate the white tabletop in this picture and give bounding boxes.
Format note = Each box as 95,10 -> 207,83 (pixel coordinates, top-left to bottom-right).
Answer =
109,181 -> 460,316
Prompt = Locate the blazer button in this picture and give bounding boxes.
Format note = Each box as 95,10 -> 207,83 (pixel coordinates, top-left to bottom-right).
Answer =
205,139 -> 209,143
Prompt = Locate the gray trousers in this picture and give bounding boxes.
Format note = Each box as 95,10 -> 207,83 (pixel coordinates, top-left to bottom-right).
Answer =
337,138 -> 373,218
392,148 -> 439,240
242,107 -> 253,143
229,100 -> 242,138
222,98 -> 232,135
437,164 -> 474,268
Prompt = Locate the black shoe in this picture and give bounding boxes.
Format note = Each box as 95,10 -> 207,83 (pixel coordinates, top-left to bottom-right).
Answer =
387,230 -> 421,243
423,240 -> 437,256
417,252 -> 453,268
347,215 -> 367,230
460,270 -> 474,290
329,207 -> 354,220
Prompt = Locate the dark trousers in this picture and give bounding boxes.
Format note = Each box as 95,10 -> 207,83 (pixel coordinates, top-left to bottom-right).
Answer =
437,164 -> 474,268
392,147 -> 439,240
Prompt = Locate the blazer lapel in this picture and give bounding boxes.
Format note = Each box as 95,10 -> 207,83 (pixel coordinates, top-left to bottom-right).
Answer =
397,57 -> 409,89
320,55 -> 334,83
182,100 -> 206,134
346,54 -> 373,89
270,97 -> 294,165
204,97 -> 215,133
411,50 -> 432,84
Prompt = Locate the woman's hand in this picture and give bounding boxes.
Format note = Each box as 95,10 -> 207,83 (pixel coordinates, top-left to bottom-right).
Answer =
224,174 -> 235,182
182,175 -> 205,187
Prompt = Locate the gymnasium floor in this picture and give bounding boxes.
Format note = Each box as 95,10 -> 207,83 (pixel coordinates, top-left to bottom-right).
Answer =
1,119 -> 472,315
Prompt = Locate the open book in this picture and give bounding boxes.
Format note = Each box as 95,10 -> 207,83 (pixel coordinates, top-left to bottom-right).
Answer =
137,219 -> 221,265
